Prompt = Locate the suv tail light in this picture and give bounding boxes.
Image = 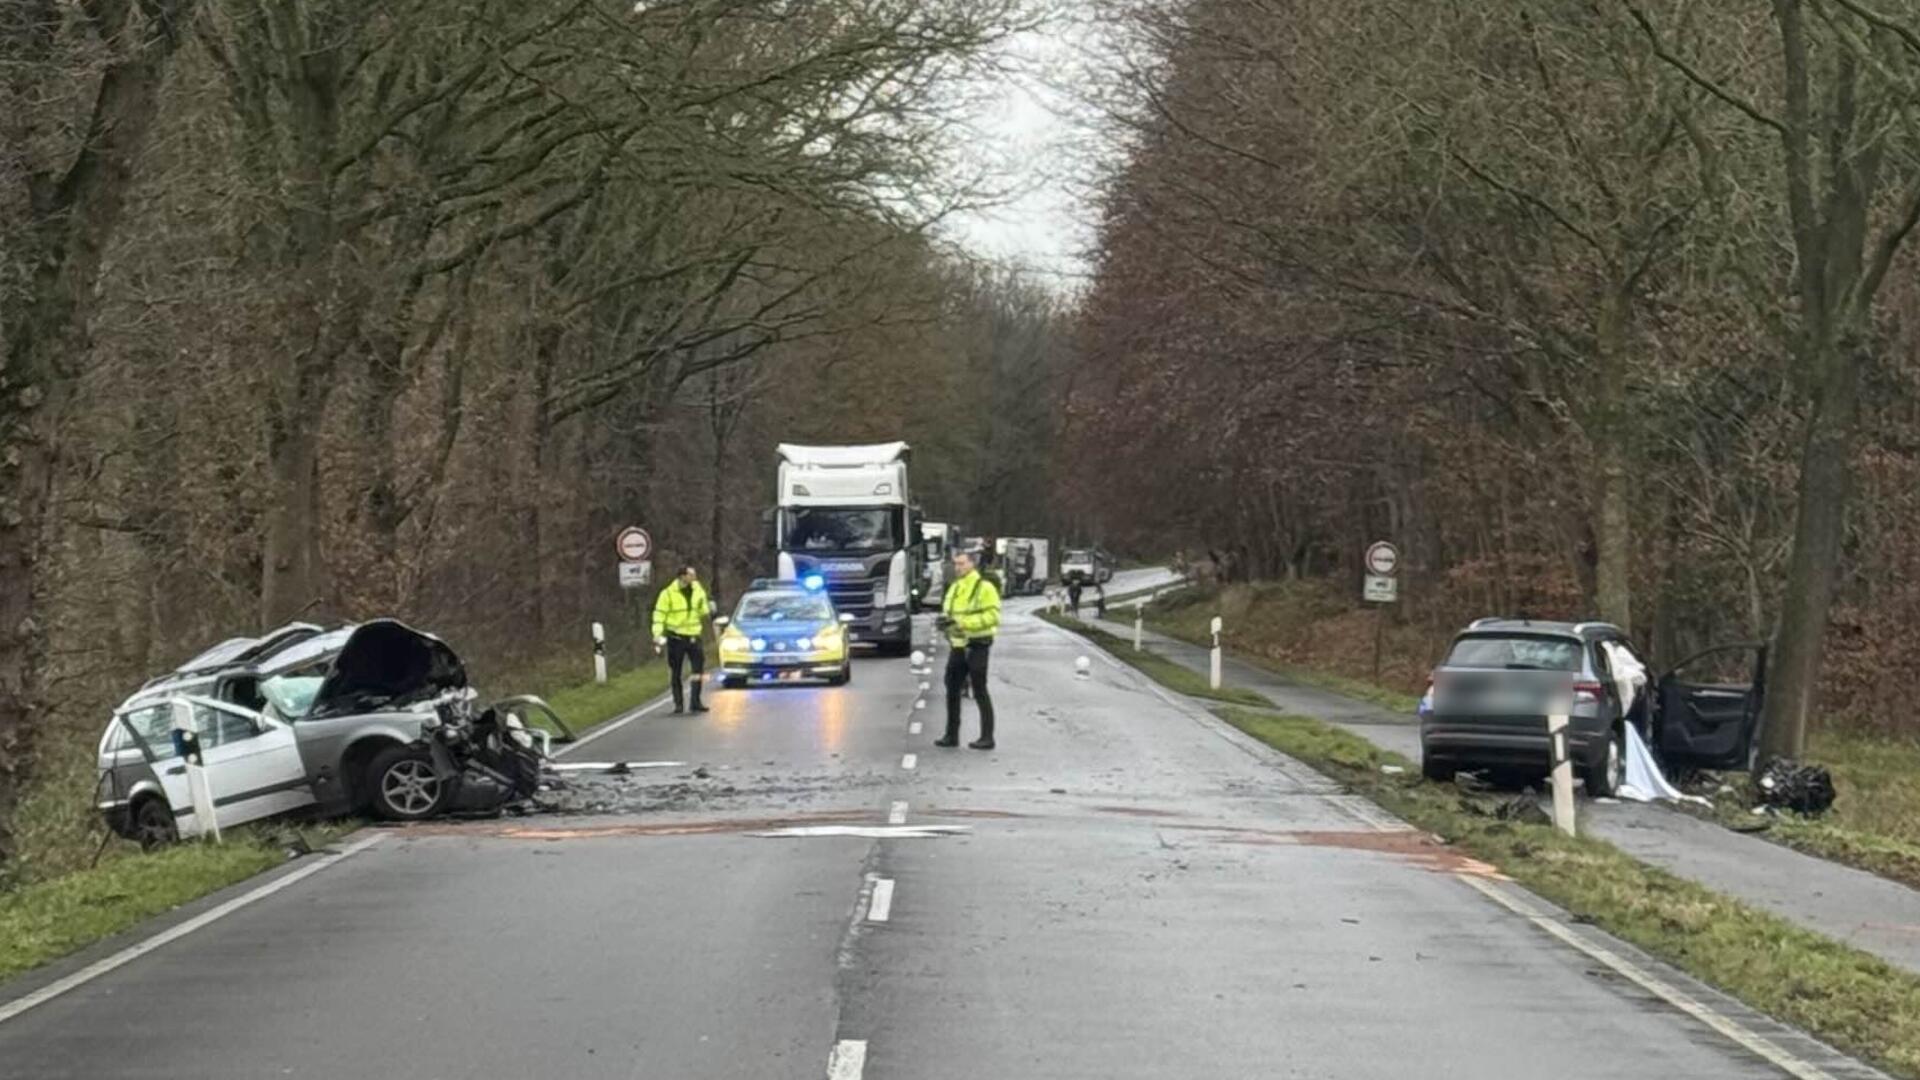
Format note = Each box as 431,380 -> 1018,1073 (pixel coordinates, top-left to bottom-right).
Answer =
1573,680 -> 1603,704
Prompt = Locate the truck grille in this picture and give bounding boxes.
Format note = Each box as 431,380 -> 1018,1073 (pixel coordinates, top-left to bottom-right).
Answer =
826,581 -> 877,617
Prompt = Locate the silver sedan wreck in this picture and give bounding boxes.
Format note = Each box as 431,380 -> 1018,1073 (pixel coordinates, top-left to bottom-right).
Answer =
96,620 -> 554,846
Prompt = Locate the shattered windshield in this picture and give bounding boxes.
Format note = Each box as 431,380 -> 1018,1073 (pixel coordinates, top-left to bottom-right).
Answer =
784,508 -> 897,552
260,674 -> 326,719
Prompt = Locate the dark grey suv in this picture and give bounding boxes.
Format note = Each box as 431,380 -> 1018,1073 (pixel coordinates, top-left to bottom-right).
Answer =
1420,618 -> 1767,794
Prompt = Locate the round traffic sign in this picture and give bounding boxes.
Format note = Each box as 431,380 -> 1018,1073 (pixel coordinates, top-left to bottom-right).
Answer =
1365,541 -> 1400,577
616,527 -> 652,562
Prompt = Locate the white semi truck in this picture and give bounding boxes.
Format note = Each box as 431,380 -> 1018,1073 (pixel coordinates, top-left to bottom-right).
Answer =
773,443 -> 922,654
918,521 -> 956,603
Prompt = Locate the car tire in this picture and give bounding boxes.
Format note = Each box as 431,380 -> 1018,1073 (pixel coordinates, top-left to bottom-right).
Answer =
1586,726 -> 1625,799
1420,750 -> 1456,784
131,795 -> 178,850
828,665 -> 851,687
367,745 -> 450,822
718,675 -> 741,690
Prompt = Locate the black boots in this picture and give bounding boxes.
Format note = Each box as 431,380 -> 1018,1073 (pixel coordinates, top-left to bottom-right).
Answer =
968,737 -> 995,750
934,727 -> 960,748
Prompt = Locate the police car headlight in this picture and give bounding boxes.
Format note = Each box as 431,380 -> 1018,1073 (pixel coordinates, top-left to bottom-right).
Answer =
751,638 -> 768,651
796,637 -> 812,651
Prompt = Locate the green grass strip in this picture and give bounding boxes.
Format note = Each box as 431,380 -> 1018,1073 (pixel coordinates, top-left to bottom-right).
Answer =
0,824 -> 347,984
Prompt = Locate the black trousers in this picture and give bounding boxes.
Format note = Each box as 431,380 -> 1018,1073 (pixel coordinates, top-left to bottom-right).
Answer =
667,635 -> 705,708
944,641 -> 995,741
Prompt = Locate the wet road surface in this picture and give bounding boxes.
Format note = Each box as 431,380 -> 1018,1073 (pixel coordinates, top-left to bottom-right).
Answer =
0,570 -> 1887,1078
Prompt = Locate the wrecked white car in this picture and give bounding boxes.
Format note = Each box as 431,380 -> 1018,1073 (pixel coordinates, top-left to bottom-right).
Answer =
95,620 -> 553,846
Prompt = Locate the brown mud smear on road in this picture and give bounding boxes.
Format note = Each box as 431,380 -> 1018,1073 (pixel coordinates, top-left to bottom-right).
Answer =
1169,824 -> 1508,879
390,809 -> 877,841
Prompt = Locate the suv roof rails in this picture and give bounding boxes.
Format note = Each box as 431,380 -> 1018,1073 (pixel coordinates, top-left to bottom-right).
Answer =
1468,617 -> 1508,629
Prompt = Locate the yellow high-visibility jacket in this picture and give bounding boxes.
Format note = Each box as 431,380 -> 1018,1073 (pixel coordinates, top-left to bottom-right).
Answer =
942,570 -> 1001,647
653,581 -> 713,639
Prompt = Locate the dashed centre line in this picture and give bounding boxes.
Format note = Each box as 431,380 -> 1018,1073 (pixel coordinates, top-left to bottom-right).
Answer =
888,801 -> 908,825
827,1039 -> 868,1078
901,753 -> 917,770
908,721 -> 923,735
868,878 -> 896,923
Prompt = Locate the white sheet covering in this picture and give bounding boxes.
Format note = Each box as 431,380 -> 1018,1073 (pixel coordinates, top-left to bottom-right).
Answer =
1599,640 -> 1708,806
1620,716 -> 1710,806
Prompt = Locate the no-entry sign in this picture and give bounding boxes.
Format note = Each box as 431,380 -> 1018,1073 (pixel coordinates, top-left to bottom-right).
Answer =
616,527 -> 653,563
1365,541 -> 1400,577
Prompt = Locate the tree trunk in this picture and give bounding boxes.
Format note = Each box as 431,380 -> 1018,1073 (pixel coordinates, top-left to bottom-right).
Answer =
0,0 -> 199,860
1758,334 -> 1864,764
260,420 -> 322,626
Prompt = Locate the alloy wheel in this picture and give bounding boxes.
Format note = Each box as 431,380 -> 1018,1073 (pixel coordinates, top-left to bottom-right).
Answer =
380,759 -> 443,816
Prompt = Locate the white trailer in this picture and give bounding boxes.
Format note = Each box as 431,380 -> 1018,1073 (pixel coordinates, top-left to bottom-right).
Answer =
773,443 -> 921,654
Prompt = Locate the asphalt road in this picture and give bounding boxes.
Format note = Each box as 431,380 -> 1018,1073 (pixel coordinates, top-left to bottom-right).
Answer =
0,569 -> 1885,1078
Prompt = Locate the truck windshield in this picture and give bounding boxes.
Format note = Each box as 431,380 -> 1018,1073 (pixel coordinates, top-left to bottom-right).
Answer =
786,508 -> 897,552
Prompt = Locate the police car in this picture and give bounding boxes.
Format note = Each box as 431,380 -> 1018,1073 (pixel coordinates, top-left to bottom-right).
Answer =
716,579 -> 855,687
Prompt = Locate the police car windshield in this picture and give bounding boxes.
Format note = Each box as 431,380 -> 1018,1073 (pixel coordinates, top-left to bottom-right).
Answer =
738,593 -> 835,622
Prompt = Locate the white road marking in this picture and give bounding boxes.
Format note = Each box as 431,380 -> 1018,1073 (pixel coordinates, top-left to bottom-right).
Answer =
546,761 -> 686,773
555,696 -> 673,757
0,834 -> 386,1027
868,878 -> 896,922
751,825 -> 970,839
901,753 -> 918,770
828,1039 -> 868,1079
908,721 -> 923,735
1457,874 -> 1837,1080
888,801 -> 908,825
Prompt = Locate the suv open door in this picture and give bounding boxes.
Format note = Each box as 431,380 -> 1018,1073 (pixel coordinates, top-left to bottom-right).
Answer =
1656,644 -> 1767,770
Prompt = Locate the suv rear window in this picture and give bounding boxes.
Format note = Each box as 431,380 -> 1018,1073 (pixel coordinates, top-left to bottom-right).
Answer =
1446,635 -> 1583,672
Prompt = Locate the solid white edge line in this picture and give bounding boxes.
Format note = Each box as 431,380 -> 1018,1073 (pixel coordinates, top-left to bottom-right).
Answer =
827,1038 -> 868,1079
0,833 -> 386,1027
868,878 -> 896,923
1456,874 -> 1836,1080
901,753 -> 917,771
888,801 -> 908,825
555,696 -> 673,757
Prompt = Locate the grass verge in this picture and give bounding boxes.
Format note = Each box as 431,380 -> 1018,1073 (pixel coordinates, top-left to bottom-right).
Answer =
525,661 -> 673,740
0,823 -> 348,984
1142,593 -> 1421,713
1039,612 -> 1271,708
1212,705 -> 1920,1077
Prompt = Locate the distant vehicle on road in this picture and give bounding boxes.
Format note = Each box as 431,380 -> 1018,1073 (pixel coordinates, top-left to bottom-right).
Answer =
994,536 -> 1052,595
1061,547 -> 1112,586
96,621 -> 547,845
717,579 -> 855,688
771,442 -> 922,655
1421,619 -> 1766,794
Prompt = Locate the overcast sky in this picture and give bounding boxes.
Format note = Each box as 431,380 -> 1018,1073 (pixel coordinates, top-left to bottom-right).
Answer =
939,15 -> 1107,287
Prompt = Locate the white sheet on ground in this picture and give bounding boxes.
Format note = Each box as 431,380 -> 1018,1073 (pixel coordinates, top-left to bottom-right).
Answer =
1619,721 -> 1709,806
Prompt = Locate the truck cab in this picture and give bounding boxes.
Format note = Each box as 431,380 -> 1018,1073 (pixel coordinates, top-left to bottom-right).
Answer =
773,442 -> 923,655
